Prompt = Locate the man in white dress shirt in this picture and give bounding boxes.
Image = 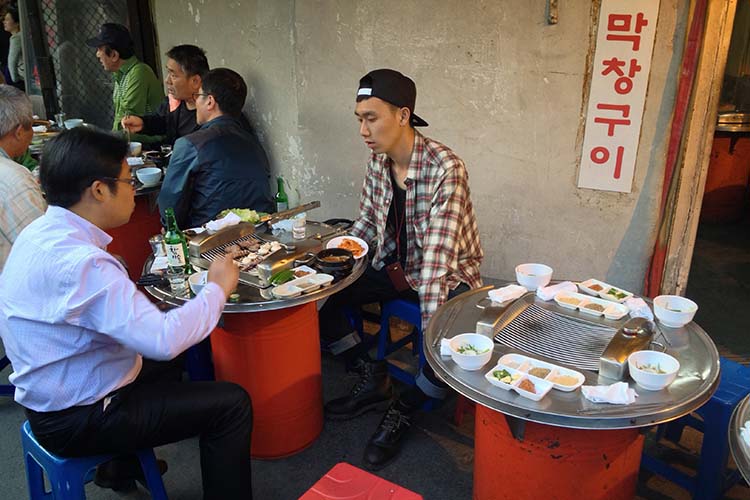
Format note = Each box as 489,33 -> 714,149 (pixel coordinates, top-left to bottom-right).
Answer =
0,127 -> 253,499
0,84 -> 45,271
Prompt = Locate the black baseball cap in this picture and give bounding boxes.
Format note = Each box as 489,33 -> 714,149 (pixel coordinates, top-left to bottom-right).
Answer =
86,23 -> 133,51
356,69 -> 428,127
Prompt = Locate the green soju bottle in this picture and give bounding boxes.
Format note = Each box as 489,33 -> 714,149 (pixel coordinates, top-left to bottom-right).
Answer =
164,208 -> 194,274
275,176 -> 288,212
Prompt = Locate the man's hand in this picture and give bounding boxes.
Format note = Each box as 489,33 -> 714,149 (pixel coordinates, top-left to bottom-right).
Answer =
121,115 -> 144,133
207,256 -> 239,298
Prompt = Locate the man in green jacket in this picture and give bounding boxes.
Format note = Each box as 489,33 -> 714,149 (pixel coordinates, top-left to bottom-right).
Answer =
86,23 -> 163,133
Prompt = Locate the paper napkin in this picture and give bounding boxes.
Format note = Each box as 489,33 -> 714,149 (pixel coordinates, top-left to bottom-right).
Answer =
150,256 -> 169,273
536,281 -> 577,301
625,297 -> 654,320
206,212 -> 241,232
581,382 -> 638,405
440,339 -> 452,356
488,284 -> 527,304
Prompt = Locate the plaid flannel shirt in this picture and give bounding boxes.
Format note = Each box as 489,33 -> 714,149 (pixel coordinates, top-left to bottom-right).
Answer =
0,155 -> 46,272
351,131 -> 483,328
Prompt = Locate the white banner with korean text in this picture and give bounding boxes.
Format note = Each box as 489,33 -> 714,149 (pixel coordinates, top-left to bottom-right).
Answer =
578,0 -> 660,193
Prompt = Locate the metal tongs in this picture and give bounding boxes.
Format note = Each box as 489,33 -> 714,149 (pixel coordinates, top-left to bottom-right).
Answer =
256,200 -> 320,226
137,273 -> 169,288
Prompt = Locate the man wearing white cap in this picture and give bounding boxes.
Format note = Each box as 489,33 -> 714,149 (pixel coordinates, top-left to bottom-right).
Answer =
319,68 -> 483,469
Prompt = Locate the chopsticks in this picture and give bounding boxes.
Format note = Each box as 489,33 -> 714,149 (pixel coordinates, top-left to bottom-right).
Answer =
124,114 -> 131,143
433,304 -> 461,347
575,400 -> 674,415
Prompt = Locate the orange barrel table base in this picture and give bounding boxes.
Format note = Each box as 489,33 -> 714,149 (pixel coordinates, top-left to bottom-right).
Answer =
474,404 -> 644,500
211,302 -> 323,458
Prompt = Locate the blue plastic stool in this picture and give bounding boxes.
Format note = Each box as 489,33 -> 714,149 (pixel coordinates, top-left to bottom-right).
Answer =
0,355 -> 13,397
640,357 -> 750,499
20,421 -> 168,499
375,299 -> 424,386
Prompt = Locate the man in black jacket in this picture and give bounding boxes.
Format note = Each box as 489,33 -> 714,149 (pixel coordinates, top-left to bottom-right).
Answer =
121,45 -> 208,148
157,68 -> 274,228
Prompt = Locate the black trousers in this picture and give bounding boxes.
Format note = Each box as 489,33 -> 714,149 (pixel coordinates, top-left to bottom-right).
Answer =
25,359 -> 253,500
319,264 -> 469,399
319,263 -> 419,344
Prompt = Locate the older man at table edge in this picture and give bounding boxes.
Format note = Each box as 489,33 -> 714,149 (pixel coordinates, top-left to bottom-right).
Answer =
0,127 -> 253,498
319,69 -> 483,469
157,67 -> 274,229
0,84 -> 45,272
121,44 -> 208,148
86,23 -> 163,135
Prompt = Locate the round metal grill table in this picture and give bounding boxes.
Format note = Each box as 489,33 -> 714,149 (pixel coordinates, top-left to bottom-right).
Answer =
729,394 -> 750,484
144,231 -> 367,458
425,285 -> 721,499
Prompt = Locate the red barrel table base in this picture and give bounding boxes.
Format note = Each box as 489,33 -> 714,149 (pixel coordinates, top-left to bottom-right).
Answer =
211,303 -> 323,458
474,404 -> 644,500
107,195 -> 162,281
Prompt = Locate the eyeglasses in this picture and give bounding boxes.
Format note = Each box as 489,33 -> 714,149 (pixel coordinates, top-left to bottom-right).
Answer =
101,177 -> 138,188
192,92 -> 210,100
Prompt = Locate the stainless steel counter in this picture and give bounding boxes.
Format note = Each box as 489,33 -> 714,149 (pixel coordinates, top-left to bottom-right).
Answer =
729,394 -> 750,483
144,224 -> 367,313
425,285 -> 721,429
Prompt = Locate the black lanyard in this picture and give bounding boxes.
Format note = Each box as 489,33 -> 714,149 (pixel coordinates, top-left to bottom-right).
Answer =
392,181 -> 406,260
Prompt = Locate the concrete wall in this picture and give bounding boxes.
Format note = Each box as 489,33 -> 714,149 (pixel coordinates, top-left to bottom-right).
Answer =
152,0 -> 688,291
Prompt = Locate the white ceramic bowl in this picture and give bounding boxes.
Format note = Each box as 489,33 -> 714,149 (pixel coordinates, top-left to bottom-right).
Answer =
64,118 -> 84,129
449,333 -> 494,371
628,350 -> 680,391
136,167 -> 162,187
515,263 -> 553,291
128,141 -> 143,157
188,271 -> 208,295
653,295 -> 698,328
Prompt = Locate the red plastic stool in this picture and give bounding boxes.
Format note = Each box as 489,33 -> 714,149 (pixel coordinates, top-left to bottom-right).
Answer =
453,394 -> 476,426
300,462 -> 423,499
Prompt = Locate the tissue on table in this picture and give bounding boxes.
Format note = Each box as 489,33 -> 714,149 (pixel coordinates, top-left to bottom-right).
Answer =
32,125 -> 47,133
625,297 -> 654,320
440,339 -> 452,356
126,157 -> 144,166
488,284 -> 527,304
206,212 -> 241,232
536,281 -> 577,301
270,219 -> 294,233
150,256 -> 169,272
581,382 -> 638,405
741,421 -> 749,446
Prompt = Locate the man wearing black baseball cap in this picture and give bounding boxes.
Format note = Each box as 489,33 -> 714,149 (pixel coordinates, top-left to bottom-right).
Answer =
86,23 -> 162,133
319,68 -> 483,469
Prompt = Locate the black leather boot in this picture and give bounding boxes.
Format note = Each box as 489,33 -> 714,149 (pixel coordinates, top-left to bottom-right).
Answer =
363,400 -> 413,470
325,359 -> 393,420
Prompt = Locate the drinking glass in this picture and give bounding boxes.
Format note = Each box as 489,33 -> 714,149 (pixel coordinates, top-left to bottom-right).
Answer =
149,234 -> 166,256
292,212 -> 306,240
166,268 -> 187,295
55,112 -> 66,129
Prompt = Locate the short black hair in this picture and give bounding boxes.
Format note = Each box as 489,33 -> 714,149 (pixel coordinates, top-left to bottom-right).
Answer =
166,45 -> 209,77
104,43 -> 134,60
202,68 -> 247,118
40,127 -> 128,208
6,7 -> 19,24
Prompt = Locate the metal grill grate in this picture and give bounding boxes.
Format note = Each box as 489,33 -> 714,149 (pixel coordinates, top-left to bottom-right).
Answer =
200,234 -> 257,262
493,303 -> 616,371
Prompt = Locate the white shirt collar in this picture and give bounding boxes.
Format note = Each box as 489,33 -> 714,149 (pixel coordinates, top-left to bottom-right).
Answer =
46,205 -> 113,250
